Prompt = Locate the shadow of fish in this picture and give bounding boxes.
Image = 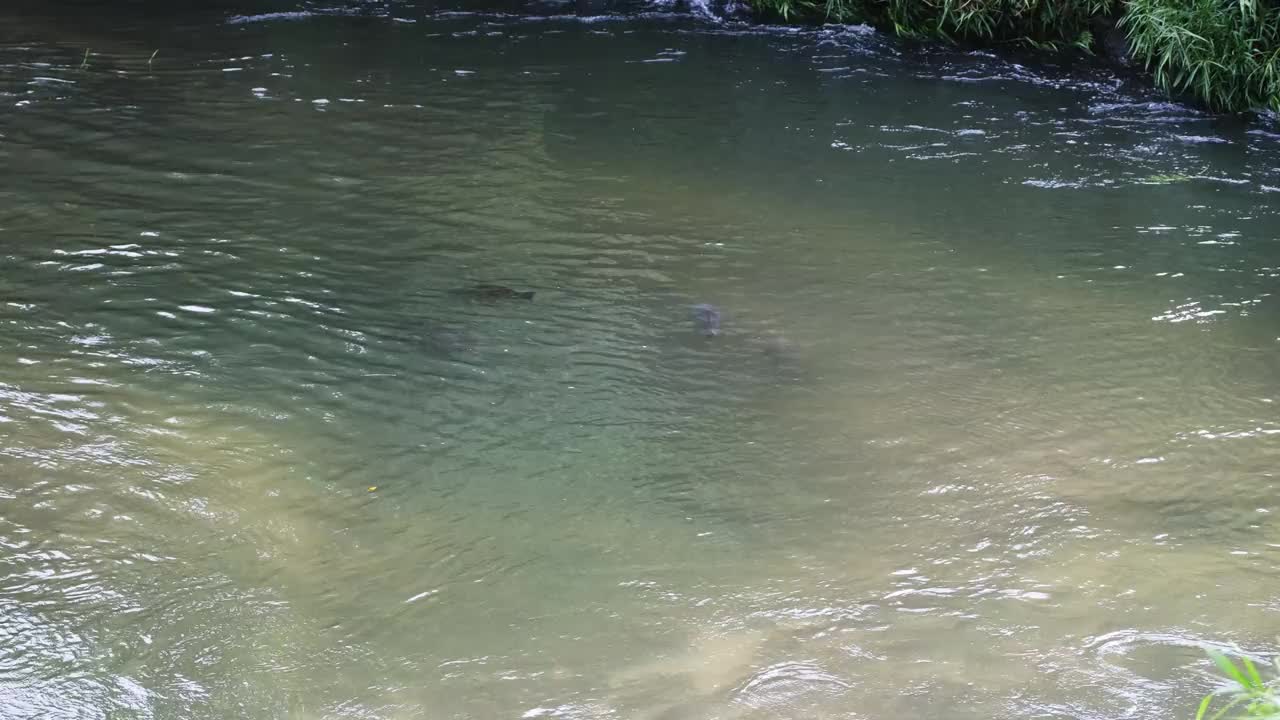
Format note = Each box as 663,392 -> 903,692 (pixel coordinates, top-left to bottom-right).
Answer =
422,327 -> 472,358
451,284 -> 535,301
689,303 -> 805,382
753,332 -> 801,374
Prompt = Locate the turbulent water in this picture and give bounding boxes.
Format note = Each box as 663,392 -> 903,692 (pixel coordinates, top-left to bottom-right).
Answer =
1,1 -> 1278,718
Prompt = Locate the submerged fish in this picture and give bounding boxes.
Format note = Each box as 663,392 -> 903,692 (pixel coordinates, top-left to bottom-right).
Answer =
691,304 -> 721,337
688,303 -> 805,381
452,284 -> 535,301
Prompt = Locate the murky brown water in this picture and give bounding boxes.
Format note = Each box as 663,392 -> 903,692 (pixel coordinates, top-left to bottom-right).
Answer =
1,2 -> 1278,718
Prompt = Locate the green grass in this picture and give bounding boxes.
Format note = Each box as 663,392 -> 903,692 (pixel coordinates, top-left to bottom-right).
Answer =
881,0 -> 1115,48
744,0 -> 1280,113
1197,649 -> 1280,720
750,0 -> 1116,43
1121,0 -> 1280,112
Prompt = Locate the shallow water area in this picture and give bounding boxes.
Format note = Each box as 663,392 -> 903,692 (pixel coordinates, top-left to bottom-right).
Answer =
0,1 -> 1278,718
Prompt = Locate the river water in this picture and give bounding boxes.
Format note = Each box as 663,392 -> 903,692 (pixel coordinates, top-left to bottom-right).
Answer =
1,1 -> 1278,718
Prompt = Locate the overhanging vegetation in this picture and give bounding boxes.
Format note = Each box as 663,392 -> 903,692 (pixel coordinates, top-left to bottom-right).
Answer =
746,0 -> 1280,113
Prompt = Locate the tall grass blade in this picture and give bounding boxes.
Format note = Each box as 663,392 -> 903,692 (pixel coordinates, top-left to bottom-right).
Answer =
1210,651 -> 1251,689
1242,657 -> 1265,691
1196,693 -> 1214,720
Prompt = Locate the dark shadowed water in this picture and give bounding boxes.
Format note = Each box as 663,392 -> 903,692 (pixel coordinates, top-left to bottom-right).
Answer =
1,2 -> 1278,718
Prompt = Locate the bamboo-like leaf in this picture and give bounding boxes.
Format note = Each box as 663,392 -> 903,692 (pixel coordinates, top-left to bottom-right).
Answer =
1196,692 -> 1215,720
1211,651 -> 1251,691
1243,657 -> 1265,691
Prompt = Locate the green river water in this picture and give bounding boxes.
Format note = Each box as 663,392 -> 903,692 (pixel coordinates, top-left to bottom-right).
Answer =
1,2 -> 1278,718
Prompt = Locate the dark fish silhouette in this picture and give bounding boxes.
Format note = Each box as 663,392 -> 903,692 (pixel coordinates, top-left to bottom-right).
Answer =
691,303 -> 721,337
452,284 -> 535,301
689,304 -> 804,381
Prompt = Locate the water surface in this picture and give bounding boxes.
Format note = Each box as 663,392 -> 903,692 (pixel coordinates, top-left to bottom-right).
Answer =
1,2 -> 1278,718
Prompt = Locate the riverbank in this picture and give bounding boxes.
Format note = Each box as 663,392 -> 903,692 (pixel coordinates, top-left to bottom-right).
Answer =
8,0 -> 1276,114
742,0 -> 1280,114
